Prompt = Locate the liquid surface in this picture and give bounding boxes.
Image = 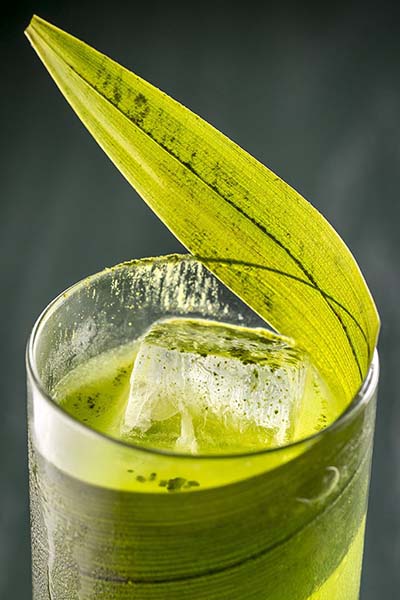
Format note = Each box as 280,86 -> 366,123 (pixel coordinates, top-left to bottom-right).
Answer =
54,320 -> 340,454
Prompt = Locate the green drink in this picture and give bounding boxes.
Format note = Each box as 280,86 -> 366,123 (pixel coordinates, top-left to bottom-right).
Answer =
25,17 -> 380,600
27,256 -> 378,599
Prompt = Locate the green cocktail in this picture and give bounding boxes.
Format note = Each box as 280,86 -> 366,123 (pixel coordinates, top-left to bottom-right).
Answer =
27,256 -> 378,599
25,16 -> 380,599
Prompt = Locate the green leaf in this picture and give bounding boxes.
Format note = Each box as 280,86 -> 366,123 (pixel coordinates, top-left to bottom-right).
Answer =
25,15 -> 379,406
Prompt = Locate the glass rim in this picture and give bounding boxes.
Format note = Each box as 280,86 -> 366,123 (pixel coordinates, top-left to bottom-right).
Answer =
26,254 -> 380,461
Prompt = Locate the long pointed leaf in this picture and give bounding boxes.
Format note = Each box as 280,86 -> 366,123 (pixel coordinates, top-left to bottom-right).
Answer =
25,15 -> 379,405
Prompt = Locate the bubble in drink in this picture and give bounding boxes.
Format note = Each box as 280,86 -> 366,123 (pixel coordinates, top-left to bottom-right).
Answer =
122,318 -> 310,452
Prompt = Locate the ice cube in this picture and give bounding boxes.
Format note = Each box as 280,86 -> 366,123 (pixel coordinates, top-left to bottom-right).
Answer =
122,318 -> 309,452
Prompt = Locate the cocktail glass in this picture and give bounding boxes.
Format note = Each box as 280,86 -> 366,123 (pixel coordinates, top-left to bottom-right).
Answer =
26,255 -> 378,599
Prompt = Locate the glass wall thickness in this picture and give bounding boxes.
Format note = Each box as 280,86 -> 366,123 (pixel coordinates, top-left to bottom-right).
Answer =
26,255 -> 379,600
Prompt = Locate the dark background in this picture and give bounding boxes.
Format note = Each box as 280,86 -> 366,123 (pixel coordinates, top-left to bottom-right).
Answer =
1,2 -> 399,598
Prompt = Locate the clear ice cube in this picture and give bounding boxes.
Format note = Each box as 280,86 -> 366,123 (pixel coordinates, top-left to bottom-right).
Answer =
122,318 -> 309,452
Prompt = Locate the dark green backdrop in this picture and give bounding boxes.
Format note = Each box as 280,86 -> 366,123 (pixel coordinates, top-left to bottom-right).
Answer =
1,2 -> 399,598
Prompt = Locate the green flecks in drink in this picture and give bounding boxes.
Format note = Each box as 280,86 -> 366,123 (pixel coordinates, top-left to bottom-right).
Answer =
54,344 -> 133,439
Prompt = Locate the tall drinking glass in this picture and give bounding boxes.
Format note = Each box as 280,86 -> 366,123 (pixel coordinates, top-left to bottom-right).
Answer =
26,255 -> 378,599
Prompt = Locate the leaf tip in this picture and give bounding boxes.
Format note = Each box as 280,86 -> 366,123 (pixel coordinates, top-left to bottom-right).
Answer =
24,14 -> 39,43
25,14 -> 53,44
